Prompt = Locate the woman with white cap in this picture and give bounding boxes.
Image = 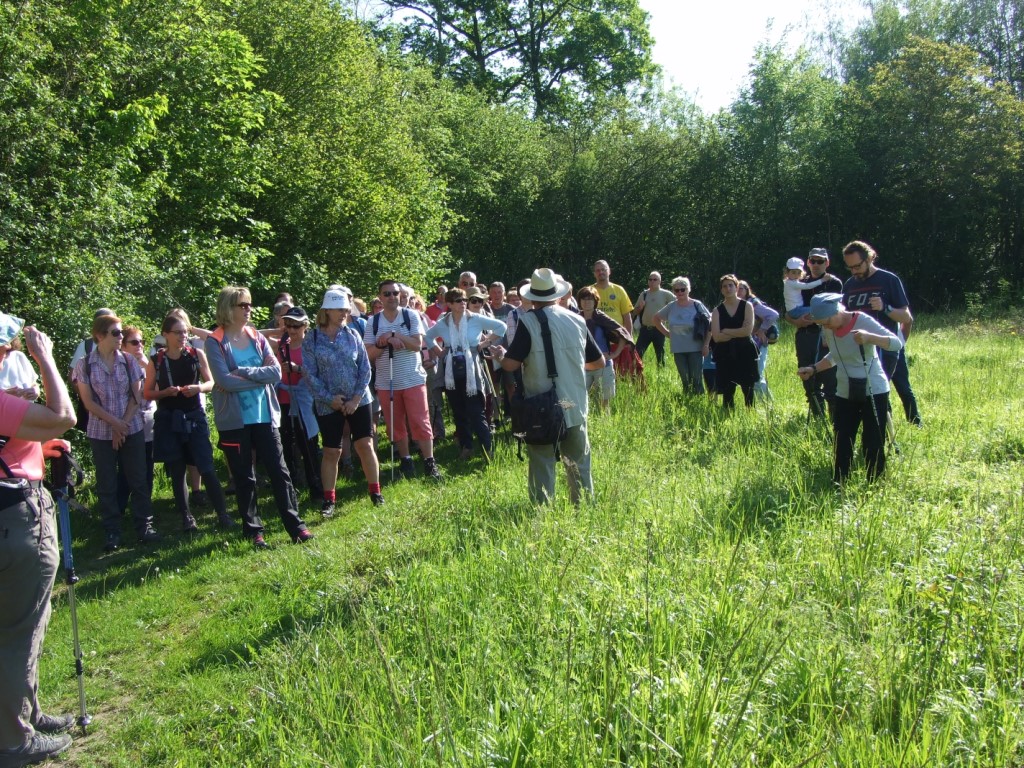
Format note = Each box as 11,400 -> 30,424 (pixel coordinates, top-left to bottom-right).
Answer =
797,292 -> 902,483
302,288 -> 382,513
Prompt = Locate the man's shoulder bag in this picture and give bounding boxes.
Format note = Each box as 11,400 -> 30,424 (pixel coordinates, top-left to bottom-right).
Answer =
509,308 -> 568,459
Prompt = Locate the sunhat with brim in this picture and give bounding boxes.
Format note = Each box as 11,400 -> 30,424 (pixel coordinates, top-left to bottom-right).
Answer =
283,306 -> 310,324
321,289 -> 350,311
520,268 -> 570,303
465,285 -> 488,300
785,257 -> 805,270
0,312 -> 25,346
808,292 -> 844,321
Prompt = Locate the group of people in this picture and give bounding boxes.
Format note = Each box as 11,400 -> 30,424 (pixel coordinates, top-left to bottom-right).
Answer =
0,239 -> 922,766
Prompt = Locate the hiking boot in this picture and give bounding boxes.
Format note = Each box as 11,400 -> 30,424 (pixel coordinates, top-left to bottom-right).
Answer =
0,731 -> 72,767
424,458 -> 442,481
190,489 -> 209,507
321,500 -> 335,519
139,528 -> 162,545
103,533 -> 121,553
253,534 -> 269,550
399,457 -> 416,480
182,515 -> 199,534
458,447 -> 472,461
217,513 -> 236,530
340,460 -> 354,480
370,492 -> 385,507
293,528 -> 313,544
33,713 -> 75,734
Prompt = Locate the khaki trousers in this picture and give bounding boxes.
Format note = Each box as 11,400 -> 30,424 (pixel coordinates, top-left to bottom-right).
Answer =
0,484 -> 58,750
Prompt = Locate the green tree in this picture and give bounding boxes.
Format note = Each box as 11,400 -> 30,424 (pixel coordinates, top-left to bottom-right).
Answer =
848,37 -> 1024,304
378,0 -> 655,121
234,0 -> 451,299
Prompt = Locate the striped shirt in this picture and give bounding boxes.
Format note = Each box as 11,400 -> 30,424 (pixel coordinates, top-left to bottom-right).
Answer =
363,309 -> 427,391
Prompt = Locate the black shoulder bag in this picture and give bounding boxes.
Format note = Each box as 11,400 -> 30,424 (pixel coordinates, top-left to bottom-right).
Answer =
509,308 -> 568,459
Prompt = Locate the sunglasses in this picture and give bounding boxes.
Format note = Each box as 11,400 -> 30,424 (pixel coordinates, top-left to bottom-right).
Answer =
808,257 -> 827,265
284,322 -> 306,329
380,290 -> 400,298
674,287 -> 688,293
450,298 -> 467,304
469,298 -> 485,304
845,260 -> 867,270
108,329 -> 124,338
236,302 -> 253,310
125,338 -> 143,346
168,329 -> 188,336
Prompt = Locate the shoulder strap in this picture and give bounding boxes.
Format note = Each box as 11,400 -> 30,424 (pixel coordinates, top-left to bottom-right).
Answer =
0,434 -> 13,478
402,308 -> 412,332
533,308 -> 558,386
372,313 -> 379,336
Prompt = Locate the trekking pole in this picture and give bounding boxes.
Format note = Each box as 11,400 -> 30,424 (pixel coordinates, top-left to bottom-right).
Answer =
50,447 -> 92,734
388,343 -> 395,484
859,343 -> 891,453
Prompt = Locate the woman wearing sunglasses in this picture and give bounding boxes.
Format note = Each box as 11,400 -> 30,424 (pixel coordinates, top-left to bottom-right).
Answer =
146,313 -> 232,534
121,327 -> 156,513
273,306 -> 324,504
72,313 -> 159,551
425,288 -> 506,460
206,286 -> 311,548
653,277 -> 712,394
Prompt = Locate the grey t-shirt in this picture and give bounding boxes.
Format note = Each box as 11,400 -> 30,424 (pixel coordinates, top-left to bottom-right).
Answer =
657,303 -> 703,354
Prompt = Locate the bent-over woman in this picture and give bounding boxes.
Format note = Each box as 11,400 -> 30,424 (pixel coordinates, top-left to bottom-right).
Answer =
206,286 -> 311,548
797,293 -> 902,484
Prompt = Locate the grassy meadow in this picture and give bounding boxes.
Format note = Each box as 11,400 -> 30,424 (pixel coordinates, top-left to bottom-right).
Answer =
41,314 -> 1024,767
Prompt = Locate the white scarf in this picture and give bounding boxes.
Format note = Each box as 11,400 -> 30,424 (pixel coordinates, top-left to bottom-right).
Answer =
444,314 -> 478,396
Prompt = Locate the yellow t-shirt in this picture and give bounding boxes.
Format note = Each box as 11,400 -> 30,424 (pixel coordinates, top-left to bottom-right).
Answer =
588,282 -> 633,325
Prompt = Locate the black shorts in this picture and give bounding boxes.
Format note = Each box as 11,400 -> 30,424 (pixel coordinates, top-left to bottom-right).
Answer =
316,403 -> 373,448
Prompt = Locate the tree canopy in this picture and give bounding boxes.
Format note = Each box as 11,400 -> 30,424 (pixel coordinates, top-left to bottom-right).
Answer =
1,0 -> 1022,360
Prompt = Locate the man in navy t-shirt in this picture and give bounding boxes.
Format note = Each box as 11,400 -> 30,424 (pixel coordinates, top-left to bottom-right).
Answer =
841,240 -> 921,426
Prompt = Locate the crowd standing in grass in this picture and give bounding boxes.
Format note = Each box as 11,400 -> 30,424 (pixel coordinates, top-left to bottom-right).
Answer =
2,239 -> 920,560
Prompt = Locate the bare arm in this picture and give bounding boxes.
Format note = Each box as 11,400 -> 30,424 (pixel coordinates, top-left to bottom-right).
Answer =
10,327 -> 76,442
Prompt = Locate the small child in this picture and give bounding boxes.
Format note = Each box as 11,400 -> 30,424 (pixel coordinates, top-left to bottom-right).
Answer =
783,257 -> 824,318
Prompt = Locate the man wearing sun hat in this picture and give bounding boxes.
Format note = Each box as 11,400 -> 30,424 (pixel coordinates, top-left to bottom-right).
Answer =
493,269 -> 606,505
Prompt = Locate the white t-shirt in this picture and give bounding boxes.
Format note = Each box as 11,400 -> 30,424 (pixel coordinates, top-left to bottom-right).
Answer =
0,350 -> 38,391
363,309 -> 427,391
784,276 -> 824,312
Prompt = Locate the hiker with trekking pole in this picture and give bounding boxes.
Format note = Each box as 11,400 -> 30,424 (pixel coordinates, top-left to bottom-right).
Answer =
796,293 -> 902,485
363,280 -> 442,482
303,290 -> 383,512
0,313 -> 80,766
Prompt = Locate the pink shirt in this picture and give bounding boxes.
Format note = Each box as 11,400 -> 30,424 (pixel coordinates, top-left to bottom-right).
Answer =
0,392 -> 44,480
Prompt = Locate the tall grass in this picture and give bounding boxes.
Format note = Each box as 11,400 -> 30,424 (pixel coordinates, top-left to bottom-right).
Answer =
41,317 -> 1024,766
